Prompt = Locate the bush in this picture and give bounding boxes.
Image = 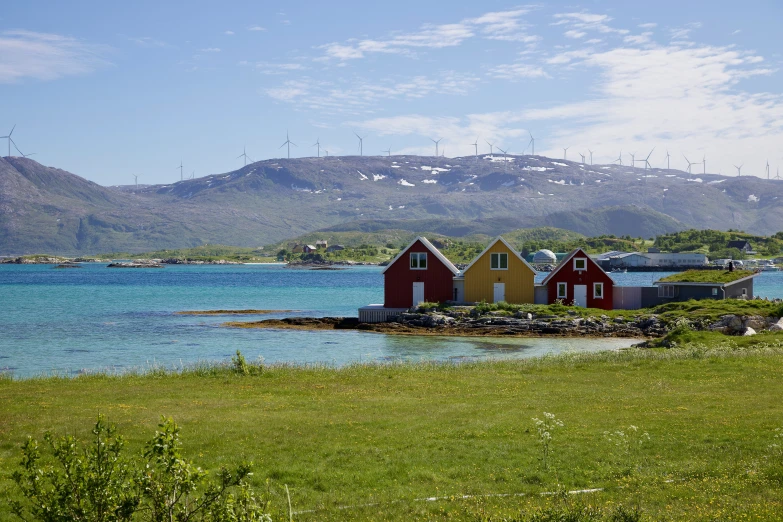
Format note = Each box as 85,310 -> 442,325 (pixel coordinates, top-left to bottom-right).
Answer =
10,416 -> 272,521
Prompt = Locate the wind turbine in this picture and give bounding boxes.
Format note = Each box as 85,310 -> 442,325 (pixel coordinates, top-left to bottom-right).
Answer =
236,146 -> 252,166
614,151 -> 623,166
177,160 -> 184,181
527,131 -> 535,155
485,140 -> 495,156
382,147 -> 391,157
324,150 -> 329,157
766,160 -> 770,179
191,170 -> 195,180
21,151 -> 36,158
579,152 -> 586,164
279,131 -> 296,159
642,147 -> 655,170
497,146 -> 508,170
354,132 -> 366,156
470,137 -> 479,162
563,147 -> 569,160
1,125 -> 17,157
629,152 -> 636,168
665,150 -> 671,170
132,174 -> 139,188
702,155 -> 706,175
588,149 -> 594,165
683,155 -> 696,174
430,137 -> 443,157
313,138 -> 321,158
734,164 -> 743,177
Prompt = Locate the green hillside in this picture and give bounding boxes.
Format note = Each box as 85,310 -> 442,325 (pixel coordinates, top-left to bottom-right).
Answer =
654,229 -> 783,259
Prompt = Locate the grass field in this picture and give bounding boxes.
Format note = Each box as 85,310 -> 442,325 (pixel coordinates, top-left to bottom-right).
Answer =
4,337 -> 783,520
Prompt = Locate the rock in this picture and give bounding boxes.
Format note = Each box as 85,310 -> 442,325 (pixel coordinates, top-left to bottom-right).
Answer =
769,318 -> 783,332
613,317 -> 625,323
743,316 -> 767,331
743,327 -> 757,336
527,313 -> 533,320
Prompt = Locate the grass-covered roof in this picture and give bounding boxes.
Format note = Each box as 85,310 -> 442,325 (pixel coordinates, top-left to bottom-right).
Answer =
657,269 -> 755,284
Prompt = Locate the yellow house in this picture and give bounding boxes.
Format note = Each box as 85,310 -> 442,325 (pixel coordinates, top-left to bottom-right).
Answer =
462,236 -> 536,304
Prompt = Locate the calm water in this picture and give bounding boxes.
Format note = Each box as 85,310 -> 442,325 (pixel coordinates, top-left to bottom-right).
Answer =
2,264 -> 781,378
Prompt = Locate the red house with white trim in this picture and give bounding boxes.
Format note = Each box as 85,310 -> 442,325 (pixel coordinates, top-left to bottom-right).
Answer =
381,237 -> 460,308
540,248 -> 614,310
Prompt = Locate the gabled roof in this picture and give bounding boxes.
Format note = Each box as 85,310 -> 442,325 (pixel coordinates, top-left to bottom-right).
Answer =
727,240 -> 751,248
541,247 -> 607,285
380,236 -> 460,275
462,236 -> 536,275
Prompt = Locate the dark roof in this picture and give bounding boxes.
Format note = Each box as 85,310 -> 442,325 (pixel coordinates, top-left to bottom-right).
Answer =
727,240 -> 751,249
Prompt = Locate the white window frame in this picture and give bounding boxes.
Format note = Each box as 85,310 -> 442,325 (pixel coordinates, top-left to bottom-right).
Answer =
593,282 -> 604,299
490,252 -> 508,270
573,257 -> 587,271
712,287 -> 718,296
658,285 -> 675,298
557,282 -> 567,299
410,252 -> 427,270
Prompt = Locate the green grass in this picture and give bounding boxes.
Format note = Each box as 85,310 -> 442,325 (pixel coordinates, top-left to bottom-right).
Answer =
5,341 -> 783,520
657,269 -> 756,284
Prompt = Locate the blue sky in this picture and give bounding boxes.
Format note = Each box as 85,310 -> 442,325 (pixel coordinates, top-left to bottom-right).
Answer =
1,0 -> 781,184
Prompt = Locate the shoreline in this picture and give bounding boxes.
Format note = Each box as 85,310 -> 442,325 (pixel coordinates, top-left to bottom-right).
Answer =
222,316 -> 656,339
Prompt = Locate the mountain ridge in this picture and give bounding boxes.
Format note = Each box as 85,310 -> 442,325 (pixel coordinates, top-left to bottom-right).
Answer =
1,154 -> 781,254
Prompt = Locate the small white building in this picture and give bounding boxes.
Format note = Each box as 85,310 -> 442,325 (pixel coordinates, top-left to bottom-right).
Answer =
607,252 -> 708,268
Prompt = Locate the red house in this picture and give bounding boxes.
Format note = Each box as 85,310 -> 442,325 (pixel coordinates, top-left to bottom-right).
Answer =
540,248 -> 614,310
381,237 -> 460,308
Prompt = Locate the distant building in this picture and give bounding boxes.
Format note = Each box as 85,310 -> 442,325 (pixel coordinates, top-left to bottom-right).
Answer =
600,251 -> 708,268
303,245 -> 317,253
326,244 -> 345,253
653,272 -> 757,302
727,240 -> 753,254
290,244 -> 304,253
532,249 -> 557,264
316,240 -> 328,249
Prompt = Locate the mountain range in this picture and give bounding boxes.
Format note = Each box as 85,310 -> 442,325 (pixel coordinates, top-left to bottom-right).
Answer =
1,153 -> 782,255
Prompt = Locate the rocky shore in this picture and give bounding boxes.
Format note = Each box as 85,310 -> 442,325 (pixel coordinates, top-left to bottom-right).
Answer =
224,309 -> 783,340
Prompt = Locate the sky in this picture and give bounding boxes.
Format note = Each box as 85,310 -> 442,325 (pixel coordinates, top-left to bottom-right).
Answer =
1,0 -> 781,185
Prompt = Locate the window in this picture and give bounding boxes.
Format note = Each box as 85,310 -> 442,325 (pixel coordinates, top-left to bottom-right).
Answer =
557,282 -> 567,299
490,253 -> 508,270
658,285 -> 675,298
410,252 -> 427,269
712,287 -> 718,296
742,288 -> 748,297
593,282 -> 604,298
573,258 -> 587,271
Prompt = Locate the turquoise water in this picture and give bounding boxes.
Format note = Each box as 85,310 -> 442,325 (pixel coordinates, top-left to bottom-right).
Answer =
2,264 -> 781,378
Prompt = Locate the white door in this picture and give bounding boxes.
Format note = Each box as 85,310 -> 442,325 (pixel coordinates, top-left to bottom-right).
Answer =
573,285 -> 587,307
412,282 -> 425,306
493,283 -> 505,303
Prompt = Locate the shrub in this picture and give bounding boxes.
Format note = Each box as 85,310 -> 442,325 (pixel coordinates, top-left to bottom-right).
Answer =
10,416 -> 271,522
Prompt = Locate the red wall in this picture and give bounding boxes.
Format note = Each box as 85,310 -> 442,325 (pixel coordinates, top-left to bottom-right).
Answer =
546,249 -> 614,310
384,240 -> 456,308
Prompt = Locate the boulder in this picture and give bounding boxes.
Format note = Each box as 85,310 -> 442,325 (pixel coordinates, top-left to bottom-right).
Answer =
743,327 -> 757,336
769,318 -> 783,332
742,316 -> 767,331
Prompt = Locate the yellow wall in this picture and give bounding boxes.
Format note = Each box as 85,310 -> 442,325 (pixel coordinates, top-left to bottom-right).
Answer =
463,241 -> 536,304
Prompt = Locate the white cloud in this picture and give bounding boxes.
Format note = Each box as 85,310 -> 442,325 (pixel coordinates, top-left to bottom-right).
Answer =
127,36 -> 168,48
248,26 -> 266,32
669,22 -> 702,41
224,30 -> 235,36
488,63 -> 549,80
200,47 -> 221,52
265,72 -> 480,114
638,23 -> 657,29
564,30 -> 586,39
624,32 -> 653,45
318,8 -> 537,61
252,62 -> 306,74
0,30 -> 110,83
553,12 -> 629,35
